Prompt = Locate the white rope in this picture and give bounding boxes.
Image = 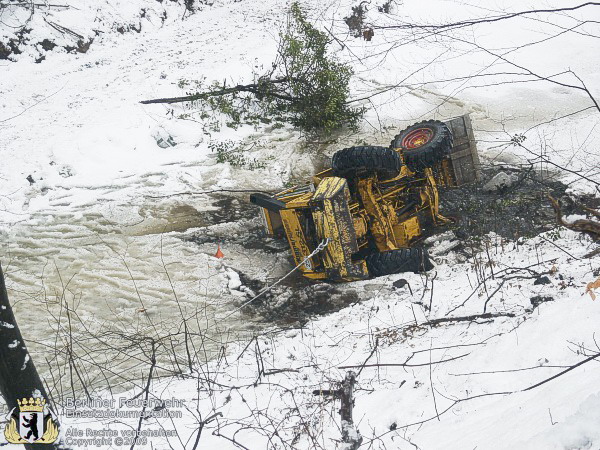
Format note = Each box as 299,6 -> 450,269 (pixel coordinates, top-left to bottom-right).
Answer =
222,238 -> 330,320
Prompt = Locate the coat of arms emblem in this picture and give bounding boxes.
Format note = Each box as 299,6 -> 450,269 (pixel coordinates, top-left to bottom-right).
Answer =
4,397 -> 59,444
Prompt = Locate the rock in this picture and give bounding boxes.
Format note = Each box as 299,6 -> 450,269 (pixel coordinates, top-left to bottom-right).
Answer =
530,295 -> 553,309
392,279 -> 409,289
430,239 -> 461,256
392,279 -> 413,294
483,171 -> 514,193
533,276 -> 551,285
424,230 -> 456,244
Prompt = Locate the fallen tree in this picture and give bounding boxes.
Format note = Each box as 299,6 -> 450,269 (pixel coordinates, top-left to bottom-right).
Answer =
548,194 -> 600,257
141,2 -> 363,135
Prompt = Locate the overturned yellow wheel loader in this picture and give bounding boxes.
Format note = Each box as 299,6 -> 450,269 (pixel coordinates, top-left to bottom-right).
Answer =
250,114 -> 480,281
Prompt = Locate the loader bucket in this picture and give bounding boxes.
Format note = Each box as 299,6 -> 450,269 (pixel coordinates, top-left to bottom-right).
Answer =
309,177 -> 369,281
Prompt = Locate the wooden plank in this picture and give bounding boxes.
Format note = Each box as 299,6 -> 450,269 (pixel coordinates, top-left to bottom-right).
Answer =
452,148 -> 473,159
464,114 -> 481,180
443,114 -> 480,185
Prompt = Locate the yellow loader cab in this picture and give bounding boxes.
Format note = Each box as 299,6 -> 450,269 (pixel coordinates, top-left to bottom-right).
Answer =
250,115 -> 480,282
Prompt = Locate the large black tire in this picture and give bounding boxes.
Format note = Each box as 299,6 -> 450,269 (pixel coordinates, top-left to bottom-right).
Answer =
365,248 -> 433,277
332,146 -> 402,181
392,120 -> 453,172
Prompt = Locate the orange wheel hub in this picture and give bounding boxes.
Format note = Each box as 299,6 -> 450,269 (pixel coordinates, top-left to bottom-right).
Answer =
401,128 -> 433,149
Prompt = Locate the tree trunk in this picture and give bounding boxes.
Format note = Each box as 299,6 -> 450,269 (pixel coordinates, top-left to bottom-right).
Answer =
0,263 -> 59,450
339,371 -> 362,450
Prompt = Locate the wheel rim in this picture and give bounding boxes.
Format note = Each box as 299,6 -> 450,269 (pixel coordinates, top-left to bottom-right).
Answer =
401,128 -> 433,149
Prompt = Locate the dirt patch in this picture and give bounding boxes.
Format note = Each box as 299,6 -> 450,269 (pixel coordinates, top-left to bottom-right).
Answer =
39,39 -> 57,51
115,23 -> 142,34
441,167 -> 570,241
0,28 -> 30,60
235,271 -> 361,326
63,38 -> 94,54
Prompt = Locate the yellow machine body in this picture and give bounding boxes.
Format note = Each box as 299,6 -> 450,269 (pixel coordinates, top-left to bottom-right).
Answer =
257,165 -> 452,281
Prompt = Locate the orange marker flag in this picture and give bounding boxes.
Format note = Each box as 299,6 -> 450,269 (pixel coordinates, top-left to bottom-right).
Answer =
215,244 -> 224,259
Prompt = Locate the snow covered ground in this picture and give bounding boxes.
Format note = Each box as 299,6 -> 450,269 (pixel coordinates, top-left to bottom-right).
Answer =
1,0 -> 599,448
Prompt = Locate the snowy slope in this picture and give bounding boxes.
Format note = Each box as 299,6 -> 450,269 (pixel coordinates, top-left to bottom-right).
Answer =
1,0 -> 600,448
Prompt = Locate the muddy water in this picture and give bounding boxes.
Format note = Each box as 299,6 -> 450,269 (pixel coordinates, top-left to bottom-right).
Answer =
0,194 -> 274,399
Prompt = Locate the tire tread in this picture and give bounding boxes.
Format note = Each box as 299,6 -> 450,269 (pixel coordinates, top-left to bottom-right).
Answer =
391,120 -> 453,172
365,248 -> 433,277
332,146 -> 402,180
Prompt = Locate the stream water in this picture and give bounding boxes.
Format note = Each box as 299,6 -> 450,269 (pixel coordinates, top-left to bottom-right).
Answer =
0,193 -> 277,399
